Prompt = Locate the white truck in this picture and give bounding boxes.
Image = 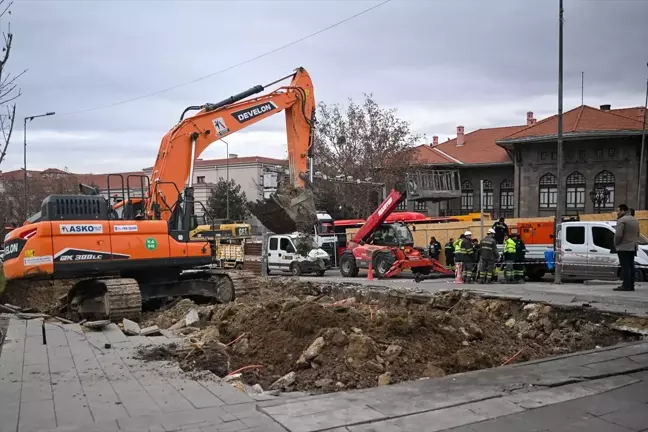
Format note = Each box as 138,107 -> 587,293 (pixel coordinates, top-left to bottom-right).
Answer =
501,220 -> 648,282
266,234 -> 331,276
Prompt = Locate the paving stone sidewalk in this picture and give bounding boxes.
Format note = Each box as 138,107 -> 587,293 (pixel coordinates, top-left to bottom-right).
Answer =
0,316 -> 283,432
2,314 -> 648,432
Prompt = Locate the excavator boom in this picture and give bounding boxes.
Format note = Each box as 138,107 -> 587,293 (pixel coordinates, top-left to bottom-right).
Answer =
146,67 -> 317,234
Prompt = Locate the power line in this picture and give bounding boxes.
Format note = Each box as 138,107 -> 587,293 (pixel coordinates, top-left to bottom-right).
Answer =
60,0 -> 392,116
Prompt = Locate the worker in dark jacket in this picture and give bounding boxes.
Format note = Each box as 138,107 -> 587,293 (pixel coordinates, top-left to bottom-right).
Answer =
513,233 -> 527,283
479,228 -> 499,283
428,236 -> 441,261
614,204 -> 640,291
444,238 -> 455,269
503,233 -> 516,283
492,218 -> 509,244
459,231 -> 475,283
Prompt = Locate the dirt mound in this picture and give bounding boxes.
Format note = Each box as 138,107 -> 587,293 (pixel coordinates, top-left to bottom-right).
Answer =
136,276 -> 640,394
0,278 -> 73,313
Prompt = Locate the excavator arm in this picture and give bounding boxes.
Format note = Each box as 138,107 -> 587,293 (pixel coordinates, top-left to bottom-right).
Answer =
146,67 -> 316,234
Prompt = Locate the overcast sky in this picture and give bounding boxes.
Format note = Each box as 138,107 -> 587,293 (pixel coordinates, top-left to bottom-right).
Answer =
2,0 -> 647,174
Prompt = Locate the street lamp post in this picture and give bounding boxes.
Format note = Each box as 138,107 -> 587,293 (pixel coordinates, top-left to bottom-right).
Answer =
23,112 -> 55,219
219,138 -> 230,220
589,187 -> 610,214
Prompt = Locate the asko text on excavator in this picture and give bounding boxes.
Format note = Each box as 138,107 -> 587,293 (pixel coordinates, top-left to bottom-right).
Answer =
2,67 -> 318,322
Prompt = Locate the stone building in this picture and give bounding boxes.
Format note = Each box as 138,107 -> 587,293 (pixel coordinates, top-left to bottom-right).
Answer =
410,104 -> 646,218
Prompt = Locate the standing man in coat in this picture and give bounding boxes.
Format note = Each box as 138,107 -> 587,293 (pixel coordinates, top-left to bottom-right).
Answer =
479,228 -> 499,283
503,233 -> 516,283
614,203 -> 640,292
429,236 -> 442,261
460,231 -> 475,283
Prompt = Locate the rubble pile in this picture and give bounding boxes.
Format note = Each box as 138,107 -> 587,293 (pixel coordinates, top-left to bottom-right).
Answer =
136,276 -> 640,395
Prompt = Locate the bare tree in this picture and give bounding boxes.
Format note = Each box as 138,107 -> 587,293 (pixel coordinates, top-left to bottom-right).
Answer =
313,93 -> 423,217
0,1 -> 25,166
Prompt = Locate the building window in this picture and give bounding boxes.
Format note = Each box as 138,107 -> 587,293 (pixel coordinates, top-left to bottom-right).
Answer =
461,180 -> 474,212
540,152 -> 547,160
500,179 -> 514,210
480,179 -> 494,210
396,199 -> 407,211
197,176 -> 205,184
551,152 -> 557,160
579,150 -> 586,160
608,148 -> 615,157
596,149 -> 603,157
594,170 -> 615,209
413,201 -> 427,212
566,171 -> 586,210
539,173 -> 557,209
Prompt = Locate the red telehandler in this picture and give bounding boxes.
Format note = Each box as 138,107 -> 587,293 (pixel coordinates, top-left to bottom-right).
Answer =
338,188 -> 452,282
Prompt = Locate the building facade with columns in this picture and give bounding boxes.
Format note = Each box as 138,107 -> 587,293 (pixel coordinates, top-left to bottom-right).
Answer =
409,104 -> 647,218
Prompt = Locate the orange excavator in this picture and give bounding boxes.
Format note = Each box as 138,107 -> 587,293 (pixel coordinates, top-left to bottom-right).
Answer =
2,67 -> 317,321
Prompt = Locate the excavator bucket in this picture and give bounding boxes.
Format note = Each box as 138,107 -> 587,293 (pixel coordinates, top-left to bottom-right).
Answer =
248,186 -> 317,234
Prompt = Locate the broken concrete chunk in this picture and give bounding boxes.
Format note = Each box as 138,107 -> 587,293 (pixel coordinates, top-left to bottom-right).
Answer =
270,371 -> 296,390
424,363 -> 446,378
303,337 -> 325,361
378,372 -> 391,386
232,337 -> 250,355
384,344 -> 402,361
523,303 -> 539,311
83,320 -> 110,329
169,308 -> 200,330
504,318 -> 516,328
140,325 -> 161,336
315,378 -> 333,388
122,318 -> 141,336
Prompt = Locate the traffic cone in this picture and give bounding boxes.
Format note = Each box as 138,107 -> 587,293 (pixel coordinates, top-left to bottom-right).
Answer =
367,260 -> 374,280
455,262 -> 463,284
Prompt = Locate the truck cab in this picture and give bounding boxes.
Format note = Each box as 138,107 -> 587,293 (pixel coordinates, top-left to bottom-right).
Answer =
267,234 -> 331,276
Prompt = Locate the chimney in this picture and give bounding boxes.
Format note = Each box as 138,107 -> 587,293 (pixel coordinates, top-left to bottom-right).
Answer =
432,136 -> 439,146
526,111 -> 536,126
456,126 -> 465,147
600,104 -> 611,111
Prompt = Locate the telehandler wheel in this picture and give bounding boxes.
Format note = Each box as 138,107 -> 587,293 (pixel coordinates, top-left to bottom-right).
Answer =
339,253 -> 358,277
290,262 -> 303,276
374,252 -> 396,279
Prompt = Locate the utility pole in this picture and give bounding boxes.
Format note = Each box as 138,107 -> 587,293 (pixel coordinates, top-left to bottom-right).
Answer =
581,72 -> 584,105
555,0 -> 565,284
636,63 -> 648,210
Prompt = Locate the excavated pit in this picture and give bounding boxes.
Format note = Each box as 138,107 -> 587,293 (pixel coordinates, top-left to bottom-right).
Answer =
135,274 -> 642,394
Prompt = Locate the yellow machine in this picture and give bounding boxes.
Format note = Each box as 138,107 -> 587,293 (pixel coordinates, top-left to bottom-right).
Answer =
190,222 -> 252,269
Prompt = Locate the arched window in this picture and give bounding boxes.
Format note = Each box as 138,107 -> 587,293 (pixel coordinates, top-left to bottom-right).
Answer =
500,179 -> 514,211
566,171 -> 586,210
481,179 -> 494,210
594,170 -> 615,209
539,173 -> 557,209
461,180 -> 473,212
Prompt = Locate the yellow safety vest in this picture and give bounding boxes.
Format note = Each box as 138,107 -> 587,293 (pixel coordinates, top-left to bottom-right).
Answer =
504,238 -> 516,253
454,239 -> 462,253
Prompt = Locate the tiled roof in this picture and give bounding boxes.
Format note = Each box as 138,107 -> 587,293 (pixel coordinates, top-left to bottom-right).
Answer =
0,168 -> 148,191
498,105 -> 645,143
431,125 -> 526,165
610,106 -> 646,123
410,144 -> 456,165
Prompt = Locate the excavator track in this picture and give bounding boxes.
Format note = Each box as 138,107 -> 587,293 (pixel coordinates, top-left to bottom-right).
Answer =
103,278 -> 142,322
68,277 -> 142,323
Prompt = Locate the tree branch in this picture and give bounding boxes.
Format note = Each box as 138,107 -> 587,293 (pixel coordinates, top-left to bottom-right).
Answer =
0,102 -> 14,165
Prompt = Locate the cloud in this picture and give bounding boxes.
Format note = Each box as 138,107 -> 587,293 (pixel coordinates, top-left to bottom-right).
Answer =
1,0 -> 646,174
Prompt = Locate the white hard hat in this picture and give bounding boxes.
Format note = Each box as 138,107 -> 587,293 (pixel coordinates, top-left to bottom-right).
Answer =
488,228 -> 496,234
464,231 -> 472,236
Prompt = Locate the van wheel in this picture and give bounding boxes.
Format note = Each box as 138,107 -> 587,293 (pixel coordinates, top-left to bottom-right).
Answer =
316,270 -> 326,276
290,262 -> 302,276
234,263 -> 243,270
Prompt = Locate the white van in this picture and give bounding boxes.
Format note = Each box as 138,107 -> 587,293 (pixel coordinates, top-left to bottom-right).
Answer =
267,234 -> 331,276
516,221 -> 648,282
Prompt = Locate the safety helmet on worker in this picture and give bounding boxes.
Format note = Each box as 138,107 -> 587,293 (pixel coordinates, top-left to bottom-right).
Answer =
487,228 -> 495,235
464,231 -> 472,236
